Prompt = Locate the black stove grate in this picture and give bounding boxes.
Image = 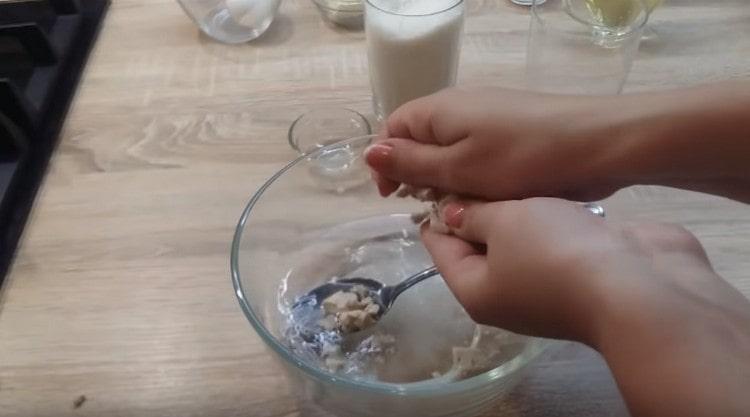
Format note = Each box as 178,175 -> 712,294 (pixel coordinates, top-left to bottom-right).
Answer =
0,0 -> 109,287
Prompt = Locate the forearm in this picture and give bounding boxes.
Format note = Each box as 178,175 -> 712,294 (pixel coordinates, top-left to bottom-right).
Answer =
593,265 -> 750,417
590,81 -> 750,201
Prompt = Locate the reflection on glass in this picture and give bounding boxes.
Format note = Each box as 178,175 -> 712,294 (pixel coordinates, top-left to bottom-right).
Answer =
526,0 -> 649,95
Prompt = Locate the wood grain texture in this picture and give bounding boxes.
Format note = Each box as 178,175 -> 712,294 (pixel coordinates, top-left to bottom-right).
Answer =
0,0 -> 748,416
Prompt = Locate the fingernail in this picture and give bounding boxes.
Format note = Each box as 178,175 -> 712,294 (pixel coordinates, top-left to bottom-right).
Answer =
443,203 -> 466,228
364,143 -> 394,169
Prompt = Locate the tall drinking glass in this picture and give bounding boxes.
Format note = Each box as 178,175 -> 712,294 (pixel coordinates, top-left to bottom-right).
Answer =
526,0 -> 649,95
365,0 -> 465,120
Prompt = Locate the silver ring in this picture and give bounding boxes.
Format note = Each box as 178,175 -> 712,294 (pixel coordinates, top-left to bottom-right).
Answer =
583,203 -> 606,218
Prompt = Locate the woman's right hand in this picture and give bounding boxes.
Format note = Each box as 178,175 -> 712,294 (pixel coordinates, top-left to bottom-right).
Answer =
365,83 -> 750,203
365,87 -> 625,201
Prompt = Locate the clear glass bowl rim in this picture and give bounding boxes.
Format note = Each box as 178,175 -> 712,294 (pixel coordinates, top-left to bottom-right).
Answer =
230,135 -> 546,396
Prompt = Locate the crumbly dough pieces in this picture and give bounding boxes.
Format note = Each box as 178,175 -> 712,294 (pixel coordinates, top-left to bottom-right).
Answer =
396,184 -> 457,234
320,285 -> 381,334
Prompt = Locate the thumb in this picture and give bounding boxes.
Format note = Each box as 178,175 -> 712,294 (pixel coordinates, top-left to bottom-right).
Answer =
364,138 -> 452,191
420,225 -> 493,324
441,200 -> 501,245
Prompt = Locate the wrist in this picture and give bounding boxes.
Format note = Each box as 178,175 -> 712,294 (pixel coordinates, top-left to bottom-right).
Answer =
591,261 -> 750,417
588,82 -> 750,190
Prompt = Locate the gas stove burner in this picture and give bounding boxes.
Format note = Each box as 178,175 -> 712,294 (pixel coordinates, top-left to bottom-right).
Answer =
0,0 -> 109,286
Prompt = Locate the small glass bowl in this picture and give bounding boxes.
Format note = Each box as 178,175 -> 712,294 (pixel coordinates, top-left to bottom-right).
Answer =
311,0 -> 365,30
288,108 -> 372,193
288,108 -> 371,155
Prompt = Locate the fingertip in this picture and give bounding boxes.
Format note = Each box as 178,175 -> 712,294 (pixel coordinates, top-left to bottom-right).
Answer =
377,179 -> 399,197
369,170 -> 400,197
385,108 -> 411,141
364,143 -> 394,170
437,198 -> 490,243
442,201 -> 466,229
380,179 -> 400,196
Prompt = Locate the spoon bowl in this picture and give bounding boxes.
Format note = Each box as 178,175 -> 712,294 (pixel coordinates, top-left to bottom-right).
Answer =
292,266 -> 440,331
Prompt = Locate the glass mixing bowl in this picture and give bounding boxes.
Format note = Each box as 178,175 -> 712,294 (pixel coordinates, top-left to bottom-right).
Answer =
231,135 -> 547,417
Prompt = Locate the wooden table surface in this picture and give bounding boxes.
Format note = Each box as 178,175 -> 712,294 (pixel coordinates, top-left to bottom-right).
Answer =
1,1 -> 749,416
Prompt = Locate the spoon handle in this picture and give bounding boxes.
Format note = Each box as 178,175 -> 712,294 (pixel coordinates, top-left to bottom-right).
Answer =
388,266 -> 440,302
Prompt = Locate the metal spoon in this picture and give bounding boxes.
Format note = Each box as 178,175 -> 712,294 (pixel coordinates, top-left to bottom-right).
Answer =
293,202 -> 606,331
293,265 -> 440,321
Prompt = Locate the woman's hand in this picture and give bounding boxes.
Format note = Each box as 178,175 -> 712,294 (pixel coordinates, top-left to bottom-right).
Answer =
366,87 -> 625,201
366,83 -> 750,203
423,197 -> 750,417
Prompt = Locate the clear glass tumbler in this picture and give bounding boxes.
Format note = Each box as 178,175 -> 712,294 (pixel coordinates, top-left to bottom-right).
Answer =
365,0 -> 465,120
177,0 -> 281,44
526,0 -> 649,95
